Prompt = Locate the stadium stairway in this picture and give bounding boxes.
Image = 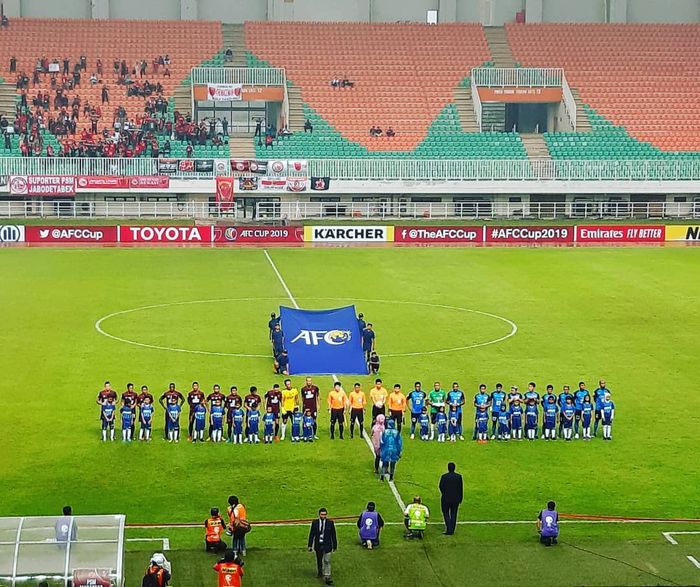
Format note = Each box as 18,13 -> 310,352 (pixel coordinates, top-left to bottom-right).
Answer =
287,85 -> 305,132
520,133 -> 551,159
0,81 -> 16,118
571,87 -> 592,132
453,84 -> 480,132
484,26 -> 516,68
229,132 -> 256,158
222,23 -> 247,68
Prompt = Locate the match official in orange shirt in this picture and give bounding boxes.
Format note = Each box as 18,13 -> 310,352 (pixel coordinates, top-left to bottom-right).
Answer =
369,378 -> 388,425
348,383 -> 366,439
388,384 -> 407,433
327,381 -> 348,440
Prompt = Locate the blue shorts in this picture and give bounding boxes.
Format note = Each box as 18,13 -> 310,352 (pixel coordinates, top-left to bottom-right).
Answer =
140,421 -> 152,430
102,419 -> 113,429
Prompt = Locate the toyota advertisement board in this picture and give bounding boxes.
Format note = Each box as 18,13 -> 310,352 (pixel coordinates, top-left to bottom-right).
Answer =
395,226 -> 483,244
214,226 -> 304,244
118,225 -> 211,243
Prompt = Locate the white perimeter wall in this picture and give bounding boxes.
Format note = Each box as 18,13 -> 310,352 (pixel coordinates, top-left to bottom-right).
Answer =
4,0 -> 700,24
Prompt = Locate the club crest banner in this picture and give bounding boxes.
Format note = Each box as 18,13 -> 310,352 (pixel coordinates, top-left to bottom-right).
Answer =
280,305 -> 368,375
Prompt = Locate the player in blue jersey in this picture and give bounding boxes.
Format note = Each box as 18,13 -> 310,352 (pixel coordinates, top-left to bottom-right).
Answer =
230,406 -> 245,445
507,385 -> 522,407
120,405 -> 134,442
139,396 -> 154,441
541,385 -> 556,439
476,407 -> 489,443
524,382 -> 540,405
593,379 -> 611,437
193,402 -> 207,442
509,399 -> 523,441
574,381 -> 588,439
448,405 -> 460,442
543,395 -> 558,441
210,400 -> 225,443
435,406 -> 448,442
472,384 -> 491,441
291,407 -> 303,442
524,399 -> 538,441
418,407 -> 430,441
557,385 -> 573,437
101,397 -> 116,442
303,408 -> 315,442
561,397 -> 575,441
407,382 -> 427,440
263,406 -> 276,444
247,407 -> 260,443
166,400 -> 181,443
447,382 -> 465,441
601,393 -> 615,440
490,383 -> 506,439
497,409 -> 510,440
581,395 -> 593,440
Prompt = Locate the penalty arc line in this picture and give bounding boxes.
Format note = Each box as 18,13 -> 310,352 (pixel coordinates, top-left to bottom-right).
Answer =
263,250 -> 407,514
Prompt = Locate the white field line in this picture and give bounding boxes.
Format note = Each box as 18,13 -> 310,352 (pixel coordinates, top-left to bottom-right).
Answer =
687,555 -> 700,570
263,250 -> 406,513
126,537 -> 170,550
662,531 -> 700,545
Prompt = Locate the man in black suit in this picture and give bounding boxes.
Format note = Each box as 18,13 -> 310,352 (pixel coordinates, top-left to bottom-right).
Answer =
438,462 -> 463,535
308,507 -> 337,585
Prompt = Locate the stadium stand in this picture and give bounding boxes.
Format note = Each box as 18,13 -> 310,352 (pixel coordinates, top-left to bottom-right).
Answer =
0,19 -> 228,157
506,23 -> 700,157
245,21 -> 526,160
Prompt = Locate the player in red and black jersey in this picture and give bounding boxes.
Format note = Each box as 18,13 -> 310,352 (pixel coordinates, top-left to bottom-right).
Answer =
137,385 -> 154,429
159,383 -> 184,439
122,383 -> 139,437
187,381 -> 205,441
225,386 -> 242,441
301,376 -> 320,439
264,383 -> 283,438
96,381 -> 118,405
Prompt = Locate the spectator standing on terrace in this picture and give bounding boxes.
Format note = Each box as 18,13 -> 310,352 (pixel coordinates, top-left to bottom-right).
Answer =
225,47 -> 234,62
304,118 -> 313,133
386,127 -> 396,138
9,56 -> 16,73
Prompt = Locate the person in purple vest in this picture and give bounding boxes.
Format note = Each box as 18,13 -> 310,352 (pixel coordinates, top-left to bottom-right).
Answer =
537,501 -> 559,546
357,501 -> 385,549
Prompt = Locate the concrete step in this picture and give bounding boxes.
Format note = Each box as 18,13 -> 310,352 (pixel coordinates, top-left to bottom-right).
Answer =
520,133 -> 552,160
453,86 -> 479,132
229,134 -> 256,159
484,26 -> 517,68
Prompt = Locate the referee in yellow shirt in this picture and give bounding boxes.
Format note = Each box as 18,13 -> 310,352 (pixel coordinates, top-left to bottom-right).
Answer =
348,383 -> 367,439
280,378 -> 299,441
327,381 -> 348,440
388,384 -> 407,433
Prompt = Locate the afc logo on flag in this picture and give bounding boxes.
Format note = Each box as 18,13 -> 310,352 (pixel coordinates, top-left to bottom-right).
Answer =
290,329 -> 352,346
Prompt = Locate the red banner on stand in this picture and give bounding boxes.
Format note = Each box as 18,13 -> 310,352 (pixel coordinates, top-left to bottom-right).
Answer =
216,177 -> 235,211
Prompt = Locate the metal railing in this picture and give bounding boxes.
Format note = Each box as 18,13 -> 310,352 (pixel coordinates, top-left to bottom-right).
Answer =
191,67 -> 286,86
472,67 -> 564,87
256,200 -> 700,221
471,76 -> 482,132
2,158 -> 700,182
561,75 -> 577,132
0,200 -> 239,219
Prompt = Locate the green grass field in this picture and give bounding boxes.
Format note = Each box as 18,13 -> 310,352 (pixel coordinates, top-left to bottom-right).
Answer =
1,246 -> 700,586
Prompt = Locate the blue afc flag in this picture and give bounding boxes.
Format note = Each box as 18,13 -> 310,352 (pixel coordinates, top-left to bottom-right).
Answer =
280,305 -> 368,375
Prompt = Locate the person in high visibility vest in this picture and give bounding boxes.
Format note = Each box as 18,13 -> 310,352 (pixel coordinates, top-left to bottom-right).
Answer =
213,549 -> 244,587
404,496 -> 430,539
205,507 -> 227,553
142,553 -> 171,587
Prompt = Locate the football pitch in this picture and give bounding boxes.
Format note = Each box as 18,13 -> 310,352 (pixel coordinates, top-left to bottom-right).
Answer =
1,246 -> 700,586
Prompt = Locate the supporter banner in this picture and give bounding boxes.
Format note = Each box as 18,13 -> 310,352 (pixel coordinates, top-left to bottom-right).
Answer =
231,159 -> 250,172
26,225 -> 118,243
286,177 -> 308,192
238,177 -> 258,191
119,225 -> 211,243
215,177 -> 235,211
576,225 -> 665,243
0,225 -> 25,243
129,176 -> 170,189
259,177 -> 286,191
77,176 -> 129,190
194,85 -> 284,102
214,226 -> 304,244
10,175 -> 76,197
478,87 -> 563,103
310,176 -> 331,191
280,305 -> 368,375
157,158 -> 179,175
249,160 -> 268,175
288,160 -> 308,175
665,225 -> 700,242
178,159 -> 196,172
195,159 -> 214,173
214,159 -> 229,175
305,225 -> 394,242
268,160 -> 287,176
207,83 -> 243,101
395,226 -> 484,243
485,226 -> 574,244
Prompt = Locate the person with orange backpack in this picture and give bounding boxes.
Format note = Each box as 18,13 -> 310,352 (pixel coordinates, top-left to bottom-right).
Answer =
205,507 -> 228,553
213,549 -> 244,587
142,553 -> 171,587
